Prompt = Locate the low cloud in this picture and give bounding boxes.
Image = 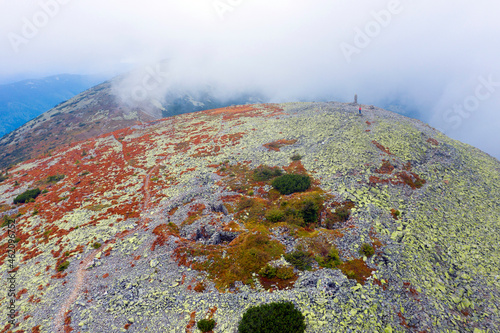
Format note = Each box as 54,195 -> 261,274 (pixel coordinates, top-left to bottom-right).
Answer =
0,0 -> 499,159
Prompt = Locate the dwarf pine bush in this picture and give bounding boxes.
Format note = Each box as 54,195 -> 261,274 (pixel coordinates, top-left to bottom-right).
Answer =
197,318 -> 216,332
265,209 -> 285,223
238,301 -> 306,333
272,174 -> 311,195
13,188 -> 41,204
359,243 -> 375,257
284,250 -> 313,271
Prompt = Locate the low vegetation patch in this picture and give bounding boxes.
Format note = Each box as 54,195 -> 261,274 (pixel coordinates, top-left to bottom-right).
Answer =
45,174 -> 65,183
359,243 -> 375,257
185,232 -> 285,290
13,188 -> 41,204
284,250 -> 313,270
323,201 -> 355,229
263,139 -> 298,152
238,301 -> 306,333
340,259 -> 375,284
197,319 -> 216,332
252,165 -> 283,182
316,247 -> 342,269
390,208 -> 401,219
265,209 -> 285,223
1,215 -> 15,228
57,261 -> 70,272
272,174 -> 311,195
259,264 -> 277,278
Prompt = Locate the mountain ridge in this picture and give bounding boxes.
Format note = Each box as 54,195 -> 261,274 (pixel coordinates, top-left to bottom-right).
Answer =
0,102 -> 499,332
0,76 -> 262,170
0,74 -> 107,138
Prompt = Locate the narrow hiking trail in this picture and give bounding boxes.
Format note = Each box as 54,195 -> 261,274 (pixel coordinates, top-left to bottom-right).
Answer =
53,118 -> 225,331
53,160 -> 160,332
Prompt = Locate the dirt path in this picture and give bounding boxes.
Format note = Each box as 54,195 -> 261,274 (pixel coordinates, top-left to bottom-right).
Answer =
53,164 -> 159,332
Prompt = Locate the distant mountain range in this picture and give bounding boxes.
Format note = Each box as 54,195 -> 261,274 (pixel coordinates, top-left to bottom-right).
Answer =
0,68 -> 421,170
0,73 -> 263,169
0,74 -> 107,138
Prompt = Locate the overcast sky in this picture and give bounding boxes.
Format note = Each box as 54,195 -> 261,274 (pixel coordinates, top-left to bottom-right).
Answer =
1,0 -> 499,159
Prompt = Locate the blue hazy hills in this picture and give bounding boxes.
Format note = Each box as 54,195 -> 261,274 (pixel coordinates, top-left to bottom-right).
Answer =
0,74 -> 107,138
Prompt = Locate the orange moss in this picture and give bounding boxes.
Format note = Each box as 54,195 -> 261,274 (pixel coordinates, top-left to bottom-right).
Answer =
194,281 -> 206,293
369,171 -> 425,190
151,223 -> 181,251
395,171 -> 426,189
403,281 -> 420,301
283,160 -> 308,175
339,259 -> 375,285
16,288 -> 28,299
376,160 -> 395,174
63,310 -> 73,333
186,311 -> 196,333
263,139 -> 297,151
179,167 -> 197,176
427,138 -> 439,146
372,140 -> 392,154
259,273 -> 298,291
168,207 -> 179,216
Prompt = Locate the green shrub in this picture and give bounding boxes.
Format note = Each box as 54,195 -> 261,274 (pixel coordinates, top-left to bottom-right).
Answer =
197,318 -> 216,332
45,174 -> 65,183
92,242 -> 102,249
272,174 -> 311,195
237,197 -> 255,211
316,247 -> 342,269
276,266 -> 295,280
284,250 -> 313,271
359,243 -> 375,257
57,261 -> 70,272
0,174 -> 7,183
1,216 -> 14,228
284,214 -> 306,227
265,209 -> 285,223
259,264 -> 277,278
13,188 -> 41,204
290,154 -> 302,161
335,206 -> 351,221
253,166 -> 283,182
238,301 -> 306,333
300,199 -> 319,224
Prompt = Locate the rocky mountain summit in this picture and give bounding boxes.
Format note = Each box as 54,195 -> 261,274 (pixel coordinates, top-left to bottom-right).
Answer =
0,102 -> 499,332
